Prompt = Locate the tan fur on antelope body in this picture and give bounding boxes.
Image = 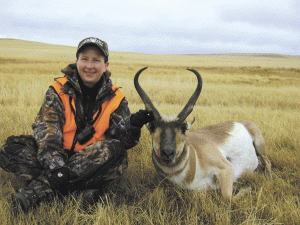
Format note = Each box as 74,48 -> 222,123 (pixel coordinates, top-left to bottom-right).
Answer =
134,67 -> 272,203
152,120 -> 271,202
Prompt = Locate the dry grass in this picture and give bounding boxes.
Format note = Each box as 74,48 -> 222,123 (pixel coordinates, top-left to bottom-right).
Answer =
0,38 -> 299,224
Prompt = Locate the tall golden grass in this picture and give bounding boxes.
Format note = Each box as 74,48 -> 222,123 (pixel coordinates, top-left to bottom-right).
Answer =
0,38 -> 299,224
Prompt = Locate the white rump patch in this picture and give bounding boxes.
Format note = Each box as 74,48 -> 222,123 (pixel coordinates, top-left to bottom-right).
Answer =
220,122 -> 259,182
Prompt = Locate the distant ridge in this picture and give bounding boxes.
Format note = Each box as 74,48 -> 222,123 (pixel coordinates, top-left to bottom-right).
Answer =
0,38 -> 74,49
1,38 -> 299,57
182,53 -> 299,58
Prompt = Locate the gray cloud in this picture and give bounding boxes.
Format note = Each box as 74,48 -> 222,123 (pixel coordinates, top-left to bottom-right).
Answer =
219,4 -> 299,31
0,0 -> 299,55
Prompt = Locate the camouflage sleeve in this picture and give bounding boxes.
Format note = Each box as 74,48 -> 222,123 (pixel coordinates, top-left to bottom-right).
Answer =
32,87 -> 67,171
104,98 -> 141,150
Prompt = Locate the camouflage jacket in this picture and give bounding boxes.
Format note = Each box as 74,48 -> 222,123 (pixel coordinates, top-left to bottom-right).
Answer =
32,64 -> 140,171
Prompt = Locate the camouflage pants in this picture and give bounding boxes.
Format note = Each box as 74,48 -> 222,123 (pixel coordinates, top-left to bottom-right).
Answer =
0,135 -> 128,198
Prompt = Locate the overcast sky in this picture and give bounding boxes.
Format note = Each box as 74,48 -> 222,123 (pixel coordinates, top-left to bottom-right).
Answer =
1,0 -> 299,55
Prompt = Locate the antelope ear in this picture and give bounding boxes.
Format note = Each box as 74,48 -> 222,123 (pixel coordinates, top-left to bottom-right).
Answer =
187,118 -> 195,130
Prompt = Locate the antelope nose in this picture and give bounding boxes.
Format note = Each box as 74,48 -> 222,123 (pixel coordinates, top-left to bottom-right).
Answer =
161,148 -> 175,159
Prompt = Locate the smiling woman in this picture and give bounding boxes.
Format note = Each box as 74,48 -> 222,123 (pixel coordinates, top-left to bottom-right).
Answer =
76,47 -> 109,87
0,37 -> 152,213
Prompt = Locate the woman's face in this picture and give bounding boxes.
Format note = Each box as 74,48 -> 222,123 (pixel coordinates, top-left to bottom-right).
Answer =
76,47 -> 109,87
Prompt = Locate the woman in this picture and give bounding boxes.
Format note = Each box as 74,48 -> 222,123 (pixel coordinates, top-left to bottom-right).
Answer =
0,37 -> 153,212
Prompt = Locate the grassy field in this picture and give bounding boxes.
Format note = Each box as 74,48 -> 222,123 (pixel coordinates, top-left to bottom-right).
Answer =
0,38 -> 299,224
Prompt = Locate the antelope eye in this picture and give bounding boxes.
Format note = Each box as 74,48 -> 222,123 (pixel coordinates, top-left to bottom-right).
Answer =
181,123 -> 188,134
147,122 -> 156,133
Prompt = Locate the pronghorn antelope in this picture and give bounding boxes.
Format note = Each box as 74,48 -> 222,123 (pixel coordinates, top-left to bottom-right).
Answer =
134,67 -> 272,203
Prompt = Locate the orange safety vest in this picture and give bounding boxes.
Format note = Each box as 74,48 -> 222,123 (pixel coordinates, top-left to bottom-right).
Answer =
51,77 -> 125,152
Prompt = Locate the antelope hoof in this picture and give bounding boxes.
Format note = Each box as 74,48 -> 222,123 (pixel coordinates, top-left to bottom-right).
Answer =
232,187 -> 252,203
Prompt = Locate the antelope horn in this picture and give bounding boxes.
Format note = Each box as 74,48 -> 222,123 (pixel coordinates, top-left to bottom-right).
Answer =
134,67 -> 161,121
177,69 -> 202,122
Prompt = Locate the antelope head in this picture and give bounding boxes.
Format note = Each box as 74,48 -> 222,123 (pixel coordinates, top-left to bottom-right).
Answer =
134,67 -> 202,165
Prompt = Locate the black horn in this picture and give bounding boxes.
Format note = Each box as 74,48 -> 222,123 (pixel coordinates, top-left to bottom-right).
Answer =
177,69 -> 202,122
134,67 -> 161,121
